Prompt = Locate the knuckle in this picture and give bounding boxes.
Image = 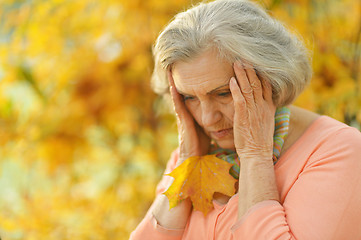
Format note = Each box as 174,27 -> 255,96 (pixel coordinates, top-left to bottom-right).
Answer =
252,83 -> 261,90
242,92 -> 254,98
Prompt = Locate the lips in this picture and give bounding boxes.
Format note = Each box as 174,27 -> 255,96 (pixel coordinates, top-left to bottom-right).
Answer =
210,128 -> 233,139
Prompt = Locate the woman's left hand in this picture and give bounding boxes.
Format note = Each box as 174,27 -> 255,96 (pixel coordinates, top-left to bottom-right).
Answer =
230,62 -> 280,218
229,61 -> 276,161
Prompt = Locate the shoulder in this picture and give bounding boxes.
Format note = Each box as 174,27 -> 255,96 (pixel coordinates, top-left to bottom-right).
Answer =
285,106 -> 361,167
305,116 -> 361,167
310,115 -> 361,146
287,106 -> 361,151
164,148 -> 180,174
155,148 -> 180,195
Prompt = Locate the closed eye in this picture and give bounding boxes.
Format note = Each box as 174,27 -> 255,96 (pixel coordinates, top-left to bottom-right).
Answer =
217,91 -> 231,97
183,95 -> 196,101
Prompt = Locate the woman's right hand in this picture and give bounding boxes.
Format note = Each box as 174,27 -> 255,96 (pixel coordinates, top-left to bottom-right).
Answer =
151,69 -> 207,230
168,69 -> 211,166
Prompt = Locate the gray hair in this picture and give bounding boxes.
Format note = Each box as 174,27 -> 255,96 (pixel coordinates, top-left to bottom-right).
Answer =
152,0 -> 312,106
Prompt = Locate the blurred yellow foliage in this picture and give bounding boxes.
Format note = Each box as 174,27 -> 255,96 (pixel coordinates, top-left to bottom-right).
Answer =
0,0 -> 360,239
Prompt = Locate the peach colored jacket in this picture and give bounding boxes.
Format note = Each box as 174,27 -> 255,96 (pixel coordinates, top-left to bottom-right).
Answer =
130,116 -> 361,239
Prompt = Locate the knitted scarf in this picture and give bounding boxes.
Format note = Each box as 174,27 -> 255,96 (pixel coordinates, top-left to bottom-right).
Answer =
210,107 -> 290,179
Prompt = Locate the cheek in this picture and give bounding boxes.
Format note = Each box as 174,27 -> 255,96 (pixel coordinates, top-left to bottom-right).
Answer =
222,100 -> 235,123
184,102 -> 201,122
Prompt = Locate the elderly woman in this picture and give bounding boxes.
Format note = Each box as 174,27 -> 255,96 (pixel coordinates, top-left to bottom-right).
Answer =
130,0 -> 361,239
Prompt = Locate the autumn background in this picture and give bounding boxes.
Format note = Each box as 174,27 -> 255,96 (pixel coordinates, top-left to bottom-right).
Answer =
0,0 -> 360,239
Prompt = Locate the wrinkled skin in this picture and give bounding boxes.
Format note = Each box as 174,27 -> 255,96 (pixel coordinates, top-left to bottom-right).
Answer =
169,49 -> 276,165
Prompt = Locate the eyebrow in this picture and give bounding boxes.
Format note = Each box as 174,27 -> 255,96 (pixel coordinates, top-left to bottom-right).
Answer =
177,82 -> 230,96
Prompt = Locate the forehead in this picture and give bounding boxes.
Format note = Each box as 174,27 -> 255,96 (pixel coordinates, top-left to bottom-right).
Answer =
171,50 -> 234,94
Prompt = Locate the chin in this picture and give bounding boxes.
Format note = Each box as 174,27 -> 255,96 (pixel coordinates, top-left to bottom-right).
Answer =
215,139 -> 235,150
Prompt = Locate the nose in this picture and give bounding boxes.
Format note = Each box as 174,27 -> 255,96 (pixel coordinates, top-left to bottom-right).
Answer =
200,100 -> 221,128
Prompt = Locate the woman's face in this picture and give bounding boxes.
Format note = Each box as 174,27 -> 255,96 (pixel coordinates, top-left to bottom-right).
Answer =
172,49 -> 236,149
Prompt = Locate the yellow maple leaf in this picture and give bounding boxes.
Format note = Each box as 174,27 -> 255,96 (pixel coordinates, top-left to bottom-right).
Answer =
164,154 -> 237,216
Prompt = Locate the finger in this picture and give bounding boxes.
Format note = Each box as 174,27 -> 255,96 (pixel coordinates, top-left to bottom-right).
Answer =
168,69 -> 179,100
245,68 -> 263,102
167,70 -> 187,115
262,78 -> 273,104
167,70 -> 196,129
229,77 -> 247,115
233,61 -> 254,104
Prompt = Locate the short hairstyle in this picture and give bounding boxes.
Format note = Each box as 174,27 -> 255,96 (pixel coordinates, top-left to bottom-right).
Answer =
152,0 -> 312,106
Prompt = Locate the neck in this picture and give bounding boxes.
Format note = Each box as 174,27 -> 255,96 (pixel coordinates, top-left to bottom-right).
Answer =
281,105 -> 320,156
